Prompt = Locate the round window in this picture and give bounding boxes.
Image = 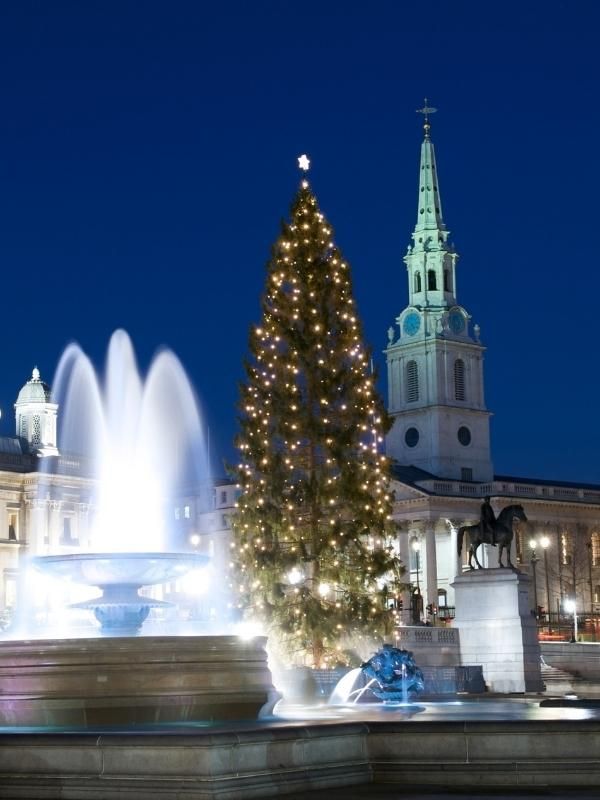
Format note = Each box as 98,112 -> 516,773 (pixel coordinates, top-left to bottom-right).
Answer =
405,427 -> 419,448
457,426 -> 471,446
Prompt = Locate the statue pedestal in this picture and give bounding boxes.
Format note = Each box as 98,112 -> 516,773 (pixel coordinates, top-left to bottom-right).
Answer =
452,569 -> 543,693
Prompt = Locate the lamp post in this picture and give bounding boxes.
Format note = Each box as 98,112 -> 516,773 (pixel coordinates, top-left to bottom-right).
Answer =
587,540 -> 594,613
565,598 -> 578,643
529,539 -> 539,615
411,537 -> 422,624
540,535 -> 551,632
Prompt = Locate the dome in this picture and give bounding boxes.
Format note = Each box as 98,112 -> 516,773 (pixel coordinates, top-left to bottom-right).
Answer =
16,367 -> 52,404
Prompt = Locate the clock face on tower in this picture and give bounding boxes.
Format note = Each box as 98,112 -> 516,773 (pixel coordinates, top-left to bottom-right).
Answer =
403,311 -> 421,337
448,310 -> 465,334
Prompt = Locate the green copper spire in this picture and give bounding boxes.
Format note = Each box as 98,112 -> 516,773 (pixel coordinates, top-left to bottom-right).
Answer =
404,101 -> 457,308
414,100 -> 447,241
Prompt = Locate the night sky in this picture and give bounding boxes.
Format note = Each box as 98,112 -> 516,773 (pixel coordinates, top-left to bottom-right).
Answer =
0,1 -> 598,484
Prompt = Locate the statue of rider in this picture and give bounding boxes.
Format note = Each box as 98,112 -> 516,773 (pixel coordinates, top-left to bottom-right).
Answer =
481,496 -> 497,546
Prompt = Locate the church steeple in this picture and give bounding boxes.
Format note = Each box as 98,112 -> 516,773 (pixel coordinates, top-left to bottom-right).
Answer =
384,105 -> 493,482
405,101 -> 457,309
414,100 -> 446,238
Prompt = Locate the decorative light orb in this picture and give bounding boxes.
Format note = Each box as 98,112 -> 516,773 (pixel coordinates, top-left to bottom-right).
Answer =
318,582 -> 331,597
565,599 -> 576,614
190,534 -> 200,547
411,537 -> 421,552
529,538 -> 538,549
287,567 -> 303,585
540,536 -> 550,549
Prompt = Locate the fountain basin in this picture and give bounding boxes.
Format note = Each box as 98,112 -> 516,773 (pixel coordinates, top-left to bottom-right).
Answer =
31,551 -> 210,586
31,552 -> 210,634
0,635 -> 274,726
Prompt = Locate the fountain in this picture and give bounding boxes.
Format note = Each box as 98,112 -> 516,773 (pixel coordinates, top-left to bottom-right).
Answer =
330,644 -> 424,706
0,330 -> 275,725
30,551 -> 211,634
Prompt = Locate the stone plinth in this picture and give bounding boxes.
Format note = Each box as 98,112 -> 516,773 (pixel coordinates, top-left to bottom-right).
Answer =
452,569 -> 543,693
0,635 -> 274,726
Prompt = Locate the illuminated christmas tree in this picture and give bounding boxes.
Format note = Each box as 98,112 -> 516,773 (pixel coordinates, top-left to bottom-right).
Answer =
231,158 -> 404,668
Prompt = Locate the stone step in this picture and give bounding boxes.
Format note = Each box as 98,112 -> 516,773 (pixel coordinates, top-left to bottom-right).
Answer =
541,663 -> 578,682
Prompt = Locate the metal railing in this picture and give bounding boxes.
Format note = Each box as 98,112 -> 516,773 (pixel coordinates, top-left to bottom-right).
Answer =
535,611 -> 600,642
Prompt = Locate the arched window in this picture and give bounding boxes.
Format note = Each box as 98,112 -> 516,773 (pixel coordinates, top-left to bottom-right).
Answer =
454,359 -> 466,401
428,270 -> 437,290
406,360 -> 419,402
444,269 -> 450,291
414,271 -> 422,293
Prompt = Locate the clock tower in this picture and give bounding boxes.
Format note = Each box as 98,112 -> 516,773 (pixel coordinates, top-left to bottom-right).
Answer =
384,105 -> 493,482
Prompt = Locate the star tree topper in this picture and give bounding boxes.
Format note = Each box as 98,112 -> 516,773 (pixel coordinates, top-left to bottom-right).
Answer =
298,154 -> 310,171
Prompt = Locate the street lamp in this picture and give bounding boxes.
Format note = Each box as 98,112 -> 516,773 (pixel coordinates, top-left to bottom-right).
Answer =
540,535 -> 551,629
411,537 -> 422,624
565,598 -> 578,643
529,539 -> 539,615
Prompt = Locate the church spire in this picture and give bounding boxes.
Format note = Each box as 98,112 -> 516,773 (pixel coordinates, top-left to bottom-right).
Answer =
404,101 -> 456,308
414,100 -> 446,240
384,106 -> 493,482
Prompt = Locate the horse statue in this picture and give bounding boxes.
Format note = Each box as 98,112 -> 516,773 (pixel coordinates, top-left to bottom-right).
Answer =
457,504 -> 527,570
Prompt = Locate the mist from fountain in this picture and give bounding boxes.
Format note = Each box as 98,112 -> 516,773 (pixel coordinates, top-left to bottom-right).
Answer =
52,329 -> 210,553
9,329 -> 218,638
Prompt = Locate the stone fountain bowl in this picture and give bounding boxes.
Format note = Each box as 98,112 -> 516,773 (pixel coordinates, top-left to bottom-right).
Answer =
30,551 -> 211,634
30,551 -> 210,586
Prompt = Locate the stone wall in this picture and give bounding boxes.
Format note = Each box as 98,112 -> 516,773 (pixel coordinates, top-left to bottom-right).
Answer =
2,720 -> 600,798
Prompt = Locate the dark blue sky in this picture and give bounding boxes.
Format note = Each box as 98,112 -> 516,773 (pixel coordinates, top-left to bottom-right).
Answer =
0,1 -> 598,483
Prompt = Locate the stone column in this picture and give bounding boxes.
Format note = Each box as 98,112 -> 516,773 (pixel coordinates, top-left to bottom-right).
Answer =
425,526 -> 438,608
555,524 -> 564,612
48,501 -> 62,550
398,527 -> 411,625
27,499 -> 49,554
447,519 -> 461,579
78,503 -> 91,549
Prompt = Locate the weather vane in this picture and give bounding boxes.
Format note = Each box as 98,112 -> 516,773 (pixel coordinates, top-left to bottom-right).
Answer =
298,154 -> 310,172
416,98 -> 437,138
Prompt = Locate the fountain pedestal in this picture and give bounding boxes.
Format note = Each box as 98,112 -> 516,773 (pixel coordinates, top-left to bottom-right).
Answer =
0,635 -> 274,726
452,568 -> 543,693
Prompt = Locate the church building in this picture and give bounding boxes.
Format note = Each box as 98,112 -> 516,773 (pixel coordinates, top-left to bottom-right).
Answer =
385,108 -> 600,624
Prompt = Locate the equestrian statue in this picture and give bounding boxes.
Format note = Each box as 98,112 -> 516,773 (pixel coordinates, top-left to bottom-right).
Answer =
457,500 -> 528,570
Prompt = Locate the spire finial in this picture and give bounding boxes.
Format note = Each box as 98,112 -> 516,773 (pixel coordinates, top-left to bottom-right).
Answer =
416,98 -> 437,139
